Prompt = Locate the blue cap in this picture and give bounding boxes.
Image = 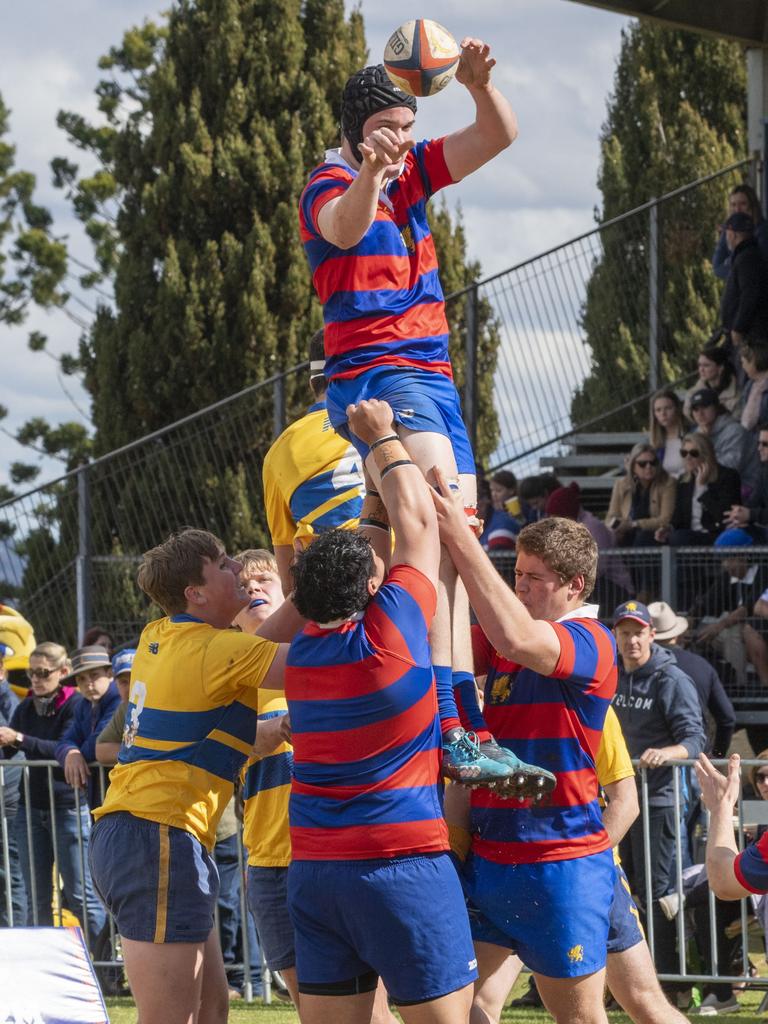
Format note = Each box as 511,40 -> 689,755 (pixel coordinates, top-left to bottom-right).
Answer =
0,642 -> 14,658
714,528 -> 754,548
613,601 -> 653,627
112,648 -> 136,677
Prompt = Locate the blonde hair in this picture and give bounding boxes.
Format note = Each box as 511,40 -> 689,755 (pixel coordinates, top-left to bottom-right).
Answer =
627,441 -> 669,485
236,548 -> 278,579
517,517 -> 598,599
649,388 -> 686,450
680,431 -> 718,485
30,642 -> 69,671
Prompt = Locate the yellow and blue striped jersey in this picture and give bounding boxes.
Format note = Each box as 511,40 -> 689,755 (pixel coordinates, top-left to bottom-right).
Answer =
93,614 -> 278,851
596,705 -> 634,865
263,400 -> 364,547
242,688 -> 292,867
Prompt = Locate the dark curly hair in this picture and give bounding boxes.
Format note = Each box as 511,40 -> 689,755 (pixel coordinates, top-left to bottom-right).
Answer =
292,530 -> 375,622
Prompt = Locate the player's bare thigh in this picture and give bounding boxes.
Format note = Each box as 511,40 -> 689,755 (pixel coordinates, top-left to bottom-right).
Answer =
535,969 -> 609,1024
365,427 -> 477,506
120,929 -> 228,1024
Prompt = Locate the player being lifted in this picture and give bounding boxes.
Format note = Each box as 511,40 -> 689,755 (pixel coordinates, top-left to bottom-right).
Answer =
299,38 -> 553,794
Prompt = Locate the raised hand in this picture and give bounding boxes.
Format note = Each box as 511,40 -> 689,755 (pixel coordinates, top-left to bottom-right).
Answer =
358,128 -> 415,175
455,38 -> 496,90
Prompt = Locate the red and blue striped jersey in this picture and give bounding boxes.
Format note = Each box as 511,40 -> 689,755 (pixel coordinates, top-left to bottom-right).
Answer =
285,564 -> 447,860
735,831 -> 768,893
298,140 -> 454,381
471,613 -> 618,864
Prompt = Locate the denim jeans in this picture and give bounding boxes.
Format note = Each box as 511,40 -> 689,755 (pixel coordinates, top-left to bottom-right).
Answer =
214,832 -> 261,995
15,801 -> 106,943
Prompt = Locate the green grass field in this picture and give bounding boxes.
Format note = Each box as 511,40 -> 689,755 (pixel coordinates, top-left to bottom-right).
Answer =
103,975 -> 768,1022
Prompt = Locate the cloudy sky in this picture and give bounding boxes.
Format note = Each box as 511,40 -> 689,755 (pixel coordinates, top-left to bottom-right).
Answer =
0,0 -> 629,487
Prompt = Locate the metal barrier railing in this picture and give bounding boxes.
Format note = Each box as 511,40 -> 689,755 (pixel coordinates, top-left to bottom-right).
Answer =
0,760 -> 268,1003
3,758 -> 768,996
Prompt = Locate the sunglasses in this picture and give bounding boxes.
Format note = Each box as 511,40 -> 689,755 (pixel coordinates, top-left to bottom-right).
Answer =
27,667 -> 61,680
635,459 -> 658,468
681,449 -> 700,458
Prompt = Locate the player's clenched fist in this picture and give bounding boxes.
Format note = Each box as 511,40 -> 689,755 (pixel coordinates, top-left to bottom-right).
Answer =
346,399 -> 397,444
358,127 -> 415,174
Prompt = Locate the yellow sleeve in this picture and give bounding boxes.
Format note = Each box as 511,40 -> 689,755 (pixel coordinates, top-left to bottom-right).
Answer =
596,706 -> 635,787
262,446 -> 296,547
202,630 -> 279,701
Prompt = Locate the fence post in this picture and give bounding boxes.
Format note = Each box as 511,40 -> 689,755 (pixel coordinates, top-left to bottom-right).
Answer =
648,198 -> 661,394
272,373 -> 286,440
75,465 -> 91,645
465,284 -> 479,454
660,544 -> 674,607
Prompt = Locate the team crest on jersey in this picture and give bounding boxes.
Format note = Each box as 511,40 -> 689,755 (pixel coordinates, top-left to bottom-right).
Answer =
148,642 -> 159,654
567,944 -> 584,963
488,673 -> 514,705
400,225 -> 416,254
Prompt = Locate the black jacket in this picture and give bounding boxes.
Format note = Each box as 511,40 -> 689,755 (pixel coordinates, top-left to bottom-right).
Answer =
2,689 -> 81,809
670,464 -> 741,536
748,462 -> 768,527
662,644 -> 735,758
720,237 -> 768,336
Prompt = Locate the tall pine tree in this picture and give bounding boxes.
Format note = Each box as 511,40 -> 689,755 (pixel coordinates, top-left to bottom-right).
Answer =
572,23 -> 747,426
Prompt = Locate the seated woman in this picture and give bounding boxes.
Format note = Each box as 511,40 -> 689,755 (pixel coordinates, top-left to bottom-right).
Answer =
606,442 -> 676,546
740,341 -> 768,433
683,345 -> 739,419
655,433 -> 741,546
649,388 -> 689,479
479,469 -> 521,551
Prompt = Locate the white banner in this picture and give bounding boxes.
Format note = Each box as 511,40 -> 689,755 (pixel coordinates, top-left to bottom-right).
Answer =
0,927 -> 108,1023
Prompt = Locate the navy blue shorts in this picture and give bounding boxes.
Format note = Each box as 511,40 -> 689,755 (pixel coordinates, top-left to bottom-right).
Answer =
89,812 -> 219,943
247,865 -> 295,971
607,863 -> 644,954
326,366 -> 475,475
288,853 -> 477,1003
465,849 -> 615,978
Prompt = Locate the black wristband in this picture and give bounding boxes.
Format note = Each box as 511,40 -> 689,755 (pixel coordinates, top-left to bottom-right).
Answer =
359,517 -> 390,532
365,487 -> 380,498
380,459 -> 414,479
369,434 -> 399,452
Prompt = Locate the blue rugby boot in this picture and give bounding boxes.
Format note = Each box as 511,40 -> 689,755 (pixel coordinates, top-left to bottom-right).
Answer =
441,728 -> 514,790
478,738 -> 557,800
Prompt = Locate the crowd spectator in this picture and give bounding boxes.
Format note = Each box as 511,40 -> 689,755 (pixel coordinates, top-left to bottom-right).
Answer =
606,441 -> 676,546
739,341 -> 768,433
516,473 -> 560,522
719,212 -> 768,349
648,602 -> 735,760
690,529 -> 768,707
683,345 -> 739,420
724,420 -> 768,541
545,481 -> 634,605
0,641 -> 104,939
82,627 -> 114,656
94,648 -> 136,767
611,601 -> 706,987
689,387 -> 758,494
712,183 -> 768,281
214,797 -> 261,1000
655,432 -> 741,546
55,646 -> 120,814
649,388 -> 689,479
0,641 -> 23,926
479,470 -> 521,551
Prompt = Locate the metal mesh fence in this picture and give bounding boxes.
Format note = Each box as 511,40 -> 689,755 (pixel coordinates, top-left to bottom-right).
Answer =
0,159 -> 758,646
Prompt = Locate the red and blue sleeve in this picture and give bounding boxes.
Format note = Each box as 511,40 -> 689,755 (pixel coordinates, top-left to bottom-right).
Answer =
734,832 -> 768,894
551,619 -> 617,695
411,137 -> 454,199
299,167 -> 351,238
365,564 -> 437,663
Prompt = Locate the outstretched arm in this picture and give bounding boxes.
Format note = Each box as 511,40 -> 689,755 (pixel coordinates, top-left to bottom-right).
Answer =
348,400 -> 440,586
442,38 -> 518,182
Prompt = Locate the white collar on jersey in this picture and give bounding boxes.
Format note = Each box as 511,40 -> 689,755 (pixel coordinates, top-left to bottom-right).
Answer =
556,603 -> 600,623
323,147 -> 405,211
314,610 -> 365,630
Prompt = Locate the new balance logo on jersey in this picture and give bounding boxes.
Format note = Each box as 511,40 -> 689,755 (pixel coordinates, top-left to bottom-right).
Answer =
148,642 -> 159,654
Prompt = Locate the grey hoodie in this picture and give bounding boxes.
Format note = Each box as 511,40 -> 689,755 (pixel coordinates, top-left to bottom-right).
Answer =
613,643 -> 706,806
